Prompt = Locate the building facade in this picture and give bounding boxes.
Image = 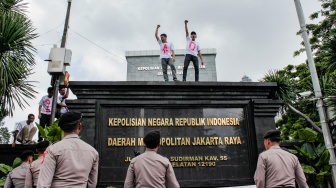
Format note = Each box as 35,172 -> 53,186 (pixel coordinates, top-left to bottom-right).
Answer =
126,48 -> 217,81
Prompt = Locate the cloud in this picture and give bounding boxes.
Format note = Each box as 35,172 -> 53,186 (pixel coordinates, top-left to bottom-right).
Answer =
3,0 -> 322,131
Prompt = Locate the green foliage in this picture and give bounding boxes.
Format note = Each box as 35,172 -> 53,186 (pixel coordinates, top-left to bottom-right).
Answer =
267,1 -> 336,186
0,0 -> 37,117
291,128 -> 331,187
36,120 -> 64,143
0,163 -> 12,174
0,0 -> 28,14
0,157 -> 21,187
259,69 -> 296,104
298,128 -> 318,142
301,163 -> 315,174
0,121 -> 10,144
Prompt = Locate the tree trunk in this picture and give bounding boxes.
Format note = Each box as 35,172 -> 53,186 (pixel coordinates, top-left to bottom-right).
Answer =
288,104 -> 323,133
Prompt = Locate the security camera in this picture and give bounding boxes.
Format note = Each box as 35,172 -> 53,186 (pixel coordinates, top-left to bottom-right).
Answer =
297,91 -> 313,97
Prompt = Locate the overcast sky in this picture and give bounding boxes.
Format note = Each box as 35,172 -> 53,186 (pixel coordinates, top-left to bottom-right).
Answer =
4,0 -> 322,137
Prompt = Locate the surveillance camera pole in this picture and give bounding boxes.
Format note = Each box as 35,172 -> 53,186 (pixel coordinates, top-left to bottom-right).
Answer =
294,0 -> 336,185
49,0 -> 72,125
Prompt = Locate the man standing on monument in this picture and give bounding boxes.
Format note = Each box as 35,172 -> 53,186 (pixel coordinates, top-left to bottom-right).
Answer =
57,84 -> 70,117
37,111 -> 99,188
38,87 -> 54,142
124,130 -> 180,188
155,25 -> 178,82
182,20 -> 204,82
254,130 -> 308,188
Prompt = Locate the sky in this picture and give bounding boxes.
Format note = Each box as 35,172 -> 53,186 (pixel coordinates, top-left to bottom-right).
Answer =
4,0 -> 322,139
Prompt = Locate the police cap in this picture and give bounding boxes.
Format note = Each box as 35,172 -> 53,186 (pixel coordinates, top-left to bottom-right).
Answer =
263,130 -> 281,140
59,111 -> 82,130
35,140 -> 49,150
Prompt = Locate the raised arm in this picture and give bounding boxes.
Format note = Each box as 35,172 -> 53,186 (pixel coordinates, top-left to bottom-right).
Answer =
63,84 -> 70,99
185,20 -> 189,37
155,25 -> 160,41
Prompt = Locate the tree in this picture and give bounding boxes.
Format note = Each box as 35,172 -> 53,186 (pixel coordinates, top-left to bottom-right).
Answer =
260,69 -> 322,135
0,0 -> 37,118
260,1 -> 336,187
0,121 -> 10,144
294,0 -> 336,75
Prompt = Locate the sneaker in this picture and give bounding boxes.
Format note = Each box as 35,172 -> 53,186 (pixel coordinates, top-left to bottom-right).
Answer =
174,79 -> 179,82
27,140 -> 36,145
22,140 -> 28,145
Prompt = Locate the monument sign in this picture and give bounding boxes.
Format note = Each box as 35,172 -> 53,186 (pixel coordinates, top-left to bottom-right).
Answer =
66,81 -> 281,187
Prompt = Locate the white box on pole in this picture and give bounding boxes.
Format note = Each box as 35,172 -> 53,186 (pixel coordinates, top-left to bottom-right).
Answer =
47,48 -> 72,75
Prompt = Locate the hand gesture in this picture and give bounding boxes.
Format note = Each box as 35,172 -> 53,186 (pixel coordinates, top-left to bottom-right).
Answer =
12,142 -> 16,147
38,114 -> 42,119
201,61 -> 204,65
157,25 -> 160,28
185,20 -> 188,24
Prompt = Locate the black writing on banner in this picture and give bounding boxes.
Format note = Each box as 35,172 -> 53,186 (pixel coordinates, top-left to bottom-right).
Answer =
108,117 -> 240,127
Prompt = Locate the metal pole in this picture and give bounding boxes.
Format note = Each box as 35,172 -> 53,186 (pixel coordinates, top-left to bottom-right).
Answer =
294,0 -> 336,185
50,0 -> 72,125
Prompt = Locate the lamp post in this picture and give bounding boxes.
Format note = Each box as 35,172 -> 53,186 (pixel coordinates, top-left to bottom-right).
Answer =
49,0 -> 72,125
294,0 -> 336,185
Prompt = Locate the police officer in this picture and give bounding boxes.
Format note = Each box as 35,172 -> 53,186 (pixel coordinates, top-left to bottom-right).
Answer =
4,150 -> 34,188
124,130 -> 180,188
25,140 -> 49,188
37,111 -> 99,188
254,130 -> 309,188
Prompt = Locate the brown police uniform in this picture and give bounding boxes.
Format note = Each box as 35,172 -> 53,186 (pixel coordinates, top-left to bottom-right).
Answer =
254,145 -> 309,188
4,162 -> 30,188
36,134 -> 99,188
25,156 -> 43,188
124,150 -> 180,188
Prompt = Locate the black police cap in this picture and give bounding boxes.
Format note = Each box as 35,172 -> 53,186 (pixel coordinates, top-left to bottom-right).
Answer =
59,111 -> 82,127
35,140 -> 49,150
263,130 -> 281,139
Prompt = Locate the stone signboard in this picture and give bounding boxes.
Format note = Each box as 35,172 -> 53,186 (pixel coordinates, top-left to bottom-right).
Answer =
66,81 -> 282,187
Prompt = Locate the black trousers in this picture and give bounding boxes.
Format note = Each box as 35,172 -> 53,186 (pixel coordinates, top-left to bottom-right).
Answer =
183,54 -> 199,81
38,113 -> 51,142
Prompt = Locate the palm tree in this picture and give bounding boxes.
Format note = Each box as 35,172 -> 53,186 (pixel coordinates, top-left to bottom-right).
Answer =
0,0 -> 37,118
261,69 -> 322,133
